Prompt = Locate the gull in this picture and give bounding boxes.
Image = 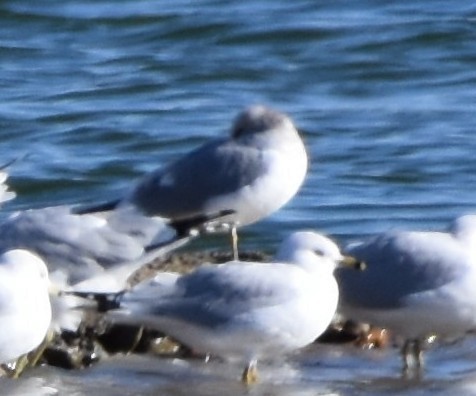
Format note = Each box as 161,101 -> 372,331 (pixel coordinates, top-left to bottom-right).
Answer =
0,205 -> 231,288
0,170 -> 232,330
336,214 -> 476,375
0,207 -> 232,332
0,249 -> 54,378
70,231 -> 363,384
79,105 -> 308,259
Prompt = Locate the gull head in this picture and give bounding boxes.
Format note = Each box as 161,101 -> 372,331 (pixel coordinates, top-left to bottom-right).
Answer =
274,231 -> 364,272
1,249 -> 58,300
1,249 -> 49,285
231,105 -> 295,139
449,214 -> 476,248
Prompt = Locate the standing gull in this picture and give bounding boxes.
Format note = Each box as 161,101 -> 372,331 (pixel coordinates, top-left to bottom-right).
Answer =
71,231 -> 363,384
80,105 -> 308,259
336,214 -> 476,375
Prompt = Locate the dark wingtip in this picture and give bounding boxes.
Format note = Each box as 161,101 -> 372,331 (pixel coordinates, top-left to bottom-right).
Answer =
144,209 -> 235,253
72,199 -> 122,215
63,290 -> 124,313
170,209 -> 235,237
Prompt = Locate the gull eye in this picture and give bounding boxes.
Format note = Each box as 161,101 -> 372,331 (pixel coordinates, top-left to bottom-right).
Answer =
314,249 -> 325,257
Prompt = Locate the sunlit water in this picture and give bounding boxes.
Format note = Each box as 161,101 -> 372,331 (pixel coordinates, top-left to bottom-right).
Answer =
1,0 -> 476,394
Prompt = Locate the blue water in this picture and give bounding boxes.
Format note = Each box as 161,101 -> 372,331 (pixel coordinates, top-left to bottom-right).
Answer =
1,0 -> 476,394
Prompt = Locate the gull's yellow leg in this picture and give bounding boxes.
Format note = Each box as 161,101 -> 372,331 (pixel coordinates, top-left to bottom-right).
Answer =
231,226 -> 239,260
1,353 -> 30,379
126,326 -> 144,354
26,328 -> 55,368
401,339 -> 424,380
2,329 -> 56,378
241,359 -> 259,385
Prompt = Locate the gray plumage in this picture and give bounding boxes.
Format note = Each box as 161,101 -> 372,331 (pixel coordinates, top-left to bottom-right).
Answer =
75,231 -> 354,367
0,206 -> 179,286
120,261 -> 303,329
119,105 -> 308,228
336,214 -> 476,342
337,230 -> 468,310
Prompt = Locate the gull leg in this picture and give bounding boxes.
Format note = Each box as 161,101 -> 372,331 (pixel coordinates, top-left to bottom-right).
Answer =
11,356 -> 29,379
414,340 -> 424,369
27,328 -> 55,368
402,340 -> 414,372
231,226 -> 239,260
2,354 -> 29,379
127,326 -> 144,354
401,339 -> 424,380
1,359 -> 23,378
4,329 -> 56,378
0,363 -> 12,376
241,359 -> 259,385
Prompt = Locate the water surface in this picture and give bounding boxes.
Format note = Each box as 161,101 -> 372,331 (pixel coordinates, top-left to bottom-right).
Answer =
1,0 -> 476,394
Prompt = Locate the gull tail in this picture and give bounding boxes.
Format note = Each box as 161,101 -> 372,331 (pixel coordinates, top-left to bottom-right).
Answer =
73,199 -> 121,215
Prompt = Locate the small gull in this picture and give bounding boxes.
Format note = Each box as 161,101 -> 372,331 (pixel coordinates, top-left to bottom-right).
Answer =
80,105 -> 308,259
71,231 -> 363,384
336,214 -> 476,375
0,249 -> 53,377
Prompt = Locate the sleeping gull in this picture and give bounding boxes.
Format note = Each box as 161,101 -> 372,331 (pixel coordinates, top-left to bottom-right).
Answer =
0,249 -> 54,377
79,105 -> 308,259
70,231 -> 363,384
336,214 -> 476,375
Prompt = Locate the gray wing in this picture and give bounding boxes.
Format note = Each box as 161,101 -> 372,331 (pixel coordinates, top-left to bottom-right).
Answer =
126,138 -> 267,217
0,206 -> 176,285
336,231 -> 469,309
122,262 -> 299,328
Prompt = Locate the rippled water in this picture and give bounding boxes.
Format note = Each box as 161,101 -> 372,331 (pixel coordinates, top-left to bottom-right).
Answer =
1,0 -> 476,394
